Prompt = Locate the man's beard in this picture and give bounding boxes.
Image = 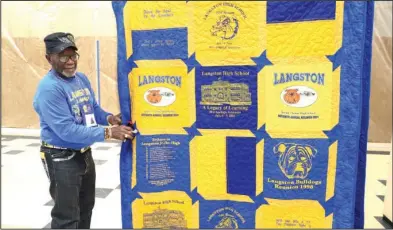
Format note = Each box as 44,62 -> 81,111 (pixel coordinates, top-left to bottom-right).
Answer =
61,69 -> 76,77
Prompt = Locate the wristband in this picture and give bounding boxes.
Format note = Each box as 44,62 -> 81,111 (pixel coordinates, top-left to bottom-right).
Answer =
104,127 -> 111,140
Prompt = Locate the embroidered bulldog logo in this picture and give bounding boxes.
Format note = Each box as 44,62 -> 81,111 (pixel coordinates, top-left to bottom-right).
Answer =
146,90 -> 163,104
215,215 -> 239,229
144,87 -> 176,107
273,143 -> 317,179
211,15 -> 239,40
283,89 -> 301,104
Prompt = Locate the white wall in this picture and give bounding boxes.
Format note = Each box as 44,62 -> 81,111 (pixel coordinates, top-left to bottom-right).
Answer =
383,137 -> 392,221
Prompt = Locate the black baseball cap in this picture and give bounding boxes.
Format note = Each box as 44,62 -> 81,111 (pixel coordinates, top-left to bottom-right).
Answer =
44,32 -> 78,54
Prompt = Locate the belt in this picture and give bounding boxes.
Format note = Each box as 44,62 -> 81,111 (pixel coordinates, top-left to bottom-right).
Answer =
41,141 -> 90,153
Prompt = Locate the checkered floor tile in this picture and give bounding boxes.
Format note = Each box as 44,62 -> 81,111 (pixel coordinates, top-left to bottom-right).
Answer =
1,135 -> 392,229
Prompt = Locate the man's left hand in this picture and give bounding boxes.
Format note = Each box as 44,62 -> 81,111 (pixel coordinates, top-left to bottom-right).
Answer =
108,113 -> 122,126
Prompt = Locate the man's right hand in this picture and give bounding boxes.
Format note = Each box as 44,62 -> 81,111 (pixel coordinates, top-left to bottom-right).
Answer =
110,125 -> 134,141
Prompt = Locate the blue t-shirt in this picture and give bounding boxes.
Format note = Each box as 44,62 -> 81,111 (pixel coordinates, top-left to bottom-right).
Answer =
33,69 -> 112,149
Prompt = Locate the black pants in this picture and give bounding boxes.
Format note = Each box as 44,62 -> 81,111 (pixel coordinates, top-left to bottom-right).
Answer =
41,146 -> 96,229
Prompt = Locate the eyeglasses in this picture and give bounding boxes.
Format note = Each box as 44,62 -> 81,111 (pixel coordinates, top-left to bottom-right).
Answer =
58,53 -> 80,63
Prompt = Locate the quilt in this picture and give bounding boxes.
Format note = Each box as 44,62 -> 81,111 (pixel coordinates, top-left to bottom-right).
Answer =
112,1 -> 374,228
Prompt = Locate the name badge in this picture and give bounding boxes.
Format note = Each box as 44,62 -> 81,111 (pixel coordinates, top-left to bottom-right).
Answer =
80,104 -> 97,127
84,113 -> 98,127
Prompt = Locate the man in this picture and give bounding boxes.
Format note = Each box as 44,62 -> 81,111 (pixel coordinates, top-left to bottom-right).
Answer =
33,32 -> 133,229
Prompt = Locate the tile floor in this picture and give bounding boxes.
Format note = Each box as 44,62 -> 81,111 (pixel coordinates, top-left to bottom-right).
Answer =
1,135 -> 392,229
